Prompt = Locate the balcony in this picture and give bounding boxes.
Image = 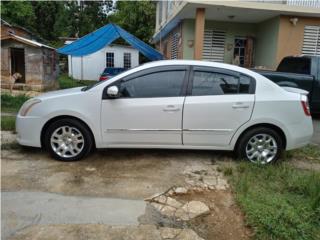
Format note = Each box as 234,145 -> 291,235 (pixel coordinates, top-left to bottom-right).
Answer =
254,0 -> 320,8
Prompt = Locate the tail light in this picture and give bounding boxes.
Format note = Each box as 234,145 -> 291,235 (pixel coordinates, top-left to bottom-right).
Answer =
99,76 -> 108,81
301,99 -> 311,116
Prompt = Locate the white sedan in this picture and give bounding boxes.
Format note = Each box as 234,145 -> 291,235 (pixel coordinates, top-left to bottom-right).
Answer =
16,60 -> 313,164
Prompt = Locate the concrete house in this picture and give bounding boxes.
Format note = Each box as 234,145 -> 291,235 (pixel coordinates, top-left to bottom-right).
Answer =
1,19 -> 58,91
153,0 -> 320,69
66,42 -> 139,81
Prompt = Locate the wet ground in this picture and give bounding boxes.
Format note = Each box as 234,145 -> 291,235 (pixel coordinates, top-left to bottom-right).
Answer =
1,131 -> 251,240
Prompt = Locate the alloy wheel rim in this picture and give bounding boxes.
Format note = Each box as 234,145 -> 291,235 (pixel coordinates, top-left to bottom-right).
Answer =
245,133 -> 278,164
50,126 -> 84,158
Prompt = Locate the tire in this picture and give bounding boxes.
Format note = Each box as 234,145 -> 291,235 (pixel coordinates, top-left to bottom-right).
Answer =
44,118 -> 93,161
236,127 -> 284,164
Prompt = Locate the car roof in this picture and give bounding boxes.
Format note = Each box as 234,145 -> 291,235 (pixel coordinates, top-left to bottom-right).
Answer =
140,60 -> 259,77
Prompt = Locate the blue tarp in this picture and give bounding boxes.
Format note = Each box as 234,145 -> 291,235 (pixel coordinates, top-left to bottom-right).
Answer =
58,23 -> 163,60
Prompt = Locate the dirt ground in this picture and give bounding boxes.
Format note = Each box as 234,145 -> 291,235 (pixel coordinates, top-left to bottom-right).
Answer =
1,131 -> 251,240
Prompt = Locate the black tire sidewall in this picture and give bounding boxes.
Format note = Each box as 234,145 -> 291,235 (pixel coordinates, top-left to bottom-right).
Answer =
44,118 -> 93,161
236,127 -> 283,164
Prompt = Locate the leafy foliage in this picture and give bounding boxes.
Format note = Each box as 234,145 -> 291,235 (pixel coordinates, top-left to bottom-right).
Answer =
1,116 -> 16,131
110,1 -> 156,44
31,1 -> 62,40
58,74 -> 96,89
229,162 -> 320,240
1,94 -> 30,113
1,1 -> 155,48
1,1 -> 36,31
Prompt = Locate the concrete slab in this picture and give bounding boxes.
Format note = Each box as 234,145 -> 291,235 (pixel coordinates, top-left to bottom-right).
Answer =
2,191 -> 146,239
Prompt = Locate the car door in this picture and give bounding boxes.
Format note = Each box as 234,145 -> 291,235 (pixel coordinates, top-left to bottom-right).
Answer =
183,66 -> 255,147
101,65 -> 188,146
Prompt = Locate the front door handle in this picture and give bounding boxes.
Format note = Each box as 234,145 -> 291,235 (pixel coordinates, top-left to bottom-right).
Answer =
232,103 -> 249,109
163,105 -> 180,112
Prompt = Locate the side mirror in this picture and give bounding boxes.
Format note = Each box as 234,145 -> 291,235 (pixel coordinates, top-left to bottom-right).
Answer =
106,86 -> 119,98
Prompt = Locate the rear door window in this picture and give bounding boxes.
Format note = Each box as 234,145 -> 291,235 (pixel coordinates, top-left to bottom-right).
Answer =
192,71 -> 238,96
191,68 -> 255,96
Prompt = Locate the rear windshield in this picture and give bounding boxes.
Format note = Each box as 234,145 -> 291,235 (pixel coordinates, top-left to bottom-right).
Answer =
277,57 -> 311,75
103,68 -> 125,75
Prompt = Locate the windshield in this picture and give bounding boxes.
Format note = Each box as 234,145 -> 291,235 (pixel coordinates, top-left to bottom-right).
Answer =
81,78 -> 110,91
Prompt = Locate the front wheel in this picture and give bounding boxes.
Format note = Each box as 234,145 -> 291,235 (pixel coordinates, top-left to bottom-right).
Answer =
44,118 -> 93,161
236,127 -> 284,164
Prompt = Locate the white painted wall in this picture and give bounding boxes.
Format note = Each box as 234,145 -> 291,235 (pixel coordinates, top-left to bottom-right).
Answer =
68,45 -> 139,81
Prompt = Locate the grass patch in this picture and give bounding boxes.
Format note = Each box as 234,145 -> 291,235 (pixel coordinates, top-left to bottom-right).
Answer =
58,74 -> 96,89
286,144 -> 320,161
227,162 -> 320,240
1,116 -> 16,131
1,94 -> 29,113
1,142 -> 21,150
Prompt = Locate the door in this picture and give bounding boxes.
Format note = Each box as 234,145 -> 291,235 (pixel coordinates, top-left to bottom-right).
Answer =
183,67 -> 255,147
233,37 -> 246,67
101,66 -> 188,146
10,48 -> 25,83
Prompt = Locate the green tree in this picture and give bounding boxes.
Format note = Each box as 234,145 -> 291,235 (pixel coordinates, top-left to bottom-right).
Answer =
31,1 -> 61,40
0,0 -> 156,50
1,1 -> 36,31
53,1 -> 80,39
78,1 -> 113,36
111,1 -> 156,44
53,1 -> 113,39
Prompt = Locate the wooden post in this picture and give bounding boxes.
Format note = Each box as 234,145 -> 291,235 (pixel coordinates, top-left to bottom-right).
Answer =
81,56 -> 83,81
194,8 -> 205,60
70,55 -> 73,77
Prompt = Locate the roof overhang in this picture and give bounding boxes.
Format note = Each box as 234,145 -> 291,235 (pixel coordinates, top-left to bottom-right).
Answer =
152,1 -> 320,43
1,34 -> 55,50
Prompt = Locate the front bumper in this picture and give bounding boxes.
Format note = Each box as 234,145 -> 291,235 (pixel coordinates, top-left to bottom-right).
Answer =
16,115 -> 44,147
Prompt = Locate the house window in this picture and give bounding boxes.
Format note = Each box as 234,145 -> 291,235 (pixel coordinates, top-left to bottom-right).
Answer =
123,52 -> 131,69
202,30 -> 226,62
234,37 -> 247,66
106,52 -> 114,67
302,25 -> 320,56
171,32 -> 179,59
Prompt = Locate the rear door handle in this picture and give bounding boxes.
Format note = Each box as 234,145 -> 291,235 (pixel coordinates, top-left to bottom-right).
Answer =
232,103 -> 249,109
163,105 -> 180,112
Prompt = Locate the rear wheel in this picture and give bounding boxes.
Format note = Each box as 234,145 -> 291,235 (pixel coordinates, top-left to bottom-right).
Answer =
236,127 -> 284,164
44,118 -> 93,161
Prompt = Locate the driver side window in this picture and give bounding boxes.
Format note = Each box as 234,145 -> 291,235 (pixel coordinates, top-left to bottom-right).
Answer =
119,70 -> 186,98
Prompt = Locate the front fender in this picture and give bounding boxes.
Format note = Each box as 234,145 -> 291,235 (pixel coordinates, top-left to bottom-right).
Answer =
42,110 -> 103,148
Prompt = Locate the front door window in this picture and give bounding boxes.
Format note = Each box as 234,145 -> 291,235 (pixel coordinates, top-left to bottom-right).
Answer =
119,70 -> 186,98
234,38 -> 246,66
